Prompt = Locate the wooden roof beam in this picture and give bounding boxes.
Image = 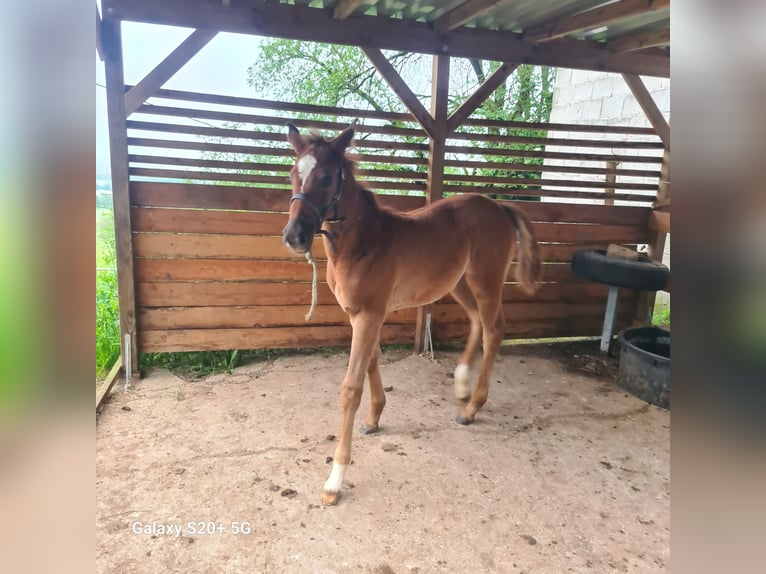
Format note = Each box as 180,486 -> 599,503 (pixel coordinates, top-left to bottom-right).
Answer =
447,61 -> 518,133
435,0 -> 509,33
608,27 -> 670,52
334,0 -> 373,20
102,0 -> 669,77
525,0 -> 670,43
124,28 -> 217,117
362,47 -> 435,138
622,73 -> 669,149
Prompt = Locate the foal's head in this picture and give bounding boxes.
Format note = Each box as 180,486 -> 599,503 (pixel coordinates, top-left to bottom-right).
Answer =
282,123 -> 355,254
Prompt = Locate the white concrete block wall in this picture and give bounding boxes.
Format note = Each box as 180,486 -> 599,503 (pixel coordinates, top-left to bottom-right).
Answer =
542,69 -> 671,300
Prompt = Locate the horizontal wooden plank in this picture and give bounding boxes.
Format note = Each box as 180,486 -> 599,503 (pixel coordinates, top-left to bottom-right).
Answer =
444,173 -> 658,191
130,167 -> 427,191
444,158 -> 661,178
145,87 -> 657,136
132,205 -> 648,242
140,323 -> 414,352
130,184 -> 649,226
132,207 -> 287,236
129,155 -> 658,191
127,140 -> 431,167
133,240 -> 584,284
133,233 -> 304,260
432,313 -> 634,343
126,120 -> 663,164
130,181 -> 426,211
446,186 -> 654,203
136,103 -> 658,150
448,130 -> 664,150
445,143 -> 663,164
137,280 -> 638,309
146,86 -> 414,123
139,299 -> 634,331
127,120 -> 431,152
139,309 -> 637,351
138,281 -> 339,307
126,135 -> 661,173
136,104 -> 427,139
533,223 -> 648,243
133,230 -> 648,261
507,201 -> 650,226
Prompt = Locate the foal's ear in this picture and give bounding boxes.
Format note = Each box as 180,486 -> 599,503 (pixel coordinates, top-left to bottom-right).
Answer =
331,121 -> 356,154
286,123 -> 305,153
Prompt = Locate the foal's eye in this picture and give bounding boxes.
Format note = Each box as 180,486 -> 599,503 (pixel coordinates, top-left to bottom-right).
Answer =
320,174 -> 333,187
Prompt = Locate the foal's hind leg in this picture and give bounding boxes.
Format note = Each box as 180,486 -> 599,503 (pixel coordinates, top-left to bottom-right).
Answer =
360,341 -> 385,435
450,278 -> 482,400
457,289 -> 506,425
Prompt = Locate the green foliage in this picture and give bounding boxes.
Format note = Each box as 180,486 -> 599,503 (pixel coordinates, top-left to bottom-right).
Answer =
140,349 -> 271,379
96,193 -> 113,209
248,42 -> 411,112
652,302 -> 670,329
96,209 -> 120,377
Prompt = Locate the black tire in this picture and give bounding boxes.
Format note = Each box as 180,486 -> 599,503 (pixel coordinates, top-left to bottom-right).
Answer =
571,249 -> 669,291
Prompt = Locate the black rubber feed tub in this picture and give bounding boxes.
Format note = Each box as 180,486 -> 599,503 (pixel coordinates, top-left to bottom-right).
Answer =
571,249 -> 669,291
619,327 -> 670,409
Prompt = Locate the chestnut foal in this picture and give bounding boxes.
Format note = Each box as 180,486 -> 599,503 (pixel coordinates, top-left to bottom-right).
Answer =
282,124 -> 541,505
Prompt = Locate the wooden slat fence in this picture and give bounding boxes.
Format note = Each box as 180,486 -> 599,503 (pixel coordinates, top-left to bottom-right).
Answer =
127,88 -> 660,353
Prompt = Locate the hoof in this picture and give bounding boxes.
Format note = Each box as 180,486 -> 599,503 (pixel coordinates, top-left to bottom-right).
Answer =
455,416 -> 474,426
321,489 -> 340,506
359,422 -> 379,435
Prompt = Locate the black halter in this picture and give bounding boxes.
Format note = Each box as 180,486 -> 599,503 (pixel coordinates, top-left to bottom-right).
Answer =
289,165 -> 345,252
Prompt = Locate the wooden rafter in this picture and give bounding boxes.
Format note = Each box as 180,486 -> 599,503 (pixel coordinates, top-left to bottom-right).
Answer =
447,61 -> 518,133
102,0 -> 669,77
525,0 -> 670,43
362,47 -> 435,138
609,27 -> 669,52
124,28 -> 217,117
435,0 -> 509,32
334,0 -> 373,20
622,73 -> 669,149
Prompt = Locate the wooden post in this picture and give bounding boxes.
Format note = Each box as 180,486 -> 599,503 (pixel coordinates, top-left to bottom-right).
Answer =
102,18 -> 140,374
415,55 -> 450,353
604,160 -> 617,205
634,148 -> 670,325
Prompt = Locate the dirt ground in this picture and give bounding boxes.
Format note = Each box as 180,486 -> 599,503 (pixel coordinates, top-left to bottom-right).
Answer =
96,341 -> 670,573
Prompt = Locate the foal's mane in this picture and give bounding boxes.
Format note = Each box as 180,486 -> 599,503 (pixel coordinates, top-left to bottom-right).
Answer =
304,131 -> 381,212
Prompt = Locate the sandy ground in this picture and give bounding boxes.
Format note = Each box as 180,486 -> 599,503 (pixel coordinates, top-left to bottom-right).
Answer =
96,341 -> 670,573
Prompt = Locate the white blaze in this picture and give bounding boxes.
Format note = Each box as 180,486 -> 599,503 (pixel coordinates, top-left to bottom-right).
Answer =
297,154 -> 317,184
323,462 -> 347,493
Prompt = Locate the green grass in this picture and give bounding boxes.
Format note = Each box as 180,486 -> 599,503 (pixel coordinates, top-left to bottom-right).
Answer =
652,301 -> 670,329
96,209 -> 120,377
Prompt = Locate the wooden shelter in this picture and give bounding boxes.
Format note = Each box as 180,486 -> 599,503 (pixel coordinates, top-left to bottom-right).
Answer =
98,0 -> 670,376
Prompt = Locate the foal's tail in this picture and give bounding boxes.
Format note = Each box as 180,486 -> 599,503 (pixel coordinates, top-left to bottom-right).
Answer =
504,205 -> 542,295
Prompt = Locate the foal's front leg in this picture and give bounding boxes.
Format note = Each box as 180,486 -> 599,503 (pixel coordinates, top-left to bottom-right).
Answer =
322,312 -> 384,506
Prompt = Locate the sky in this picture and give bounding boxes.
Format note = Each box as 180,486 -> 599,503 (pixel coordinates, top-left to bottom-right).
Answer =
96,22 -> 264,176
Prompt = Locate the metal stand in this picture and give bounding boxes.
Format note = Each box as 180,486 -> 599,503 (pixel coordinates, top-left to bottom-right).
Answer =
600,286 -> 620,352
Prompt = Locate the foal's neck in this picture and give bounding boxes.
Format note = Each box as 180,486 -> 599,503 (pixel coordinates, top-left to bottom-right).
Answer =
322,168 -> 380,261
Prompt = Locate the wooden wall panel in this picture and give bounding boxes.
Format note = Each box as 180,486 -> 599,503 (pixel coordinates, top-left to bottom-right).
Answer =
126,88 -> 660,353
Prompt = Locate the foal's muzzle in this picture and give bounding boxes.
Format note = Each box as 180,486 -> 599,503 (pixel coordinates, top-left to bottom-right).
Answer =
283,218 -> 314,253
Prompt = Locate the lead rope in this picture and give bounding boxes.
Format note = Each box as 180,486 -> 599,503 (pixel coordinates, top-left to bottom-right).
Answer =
305,250 -> 319,321
423,311 -> 434,361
